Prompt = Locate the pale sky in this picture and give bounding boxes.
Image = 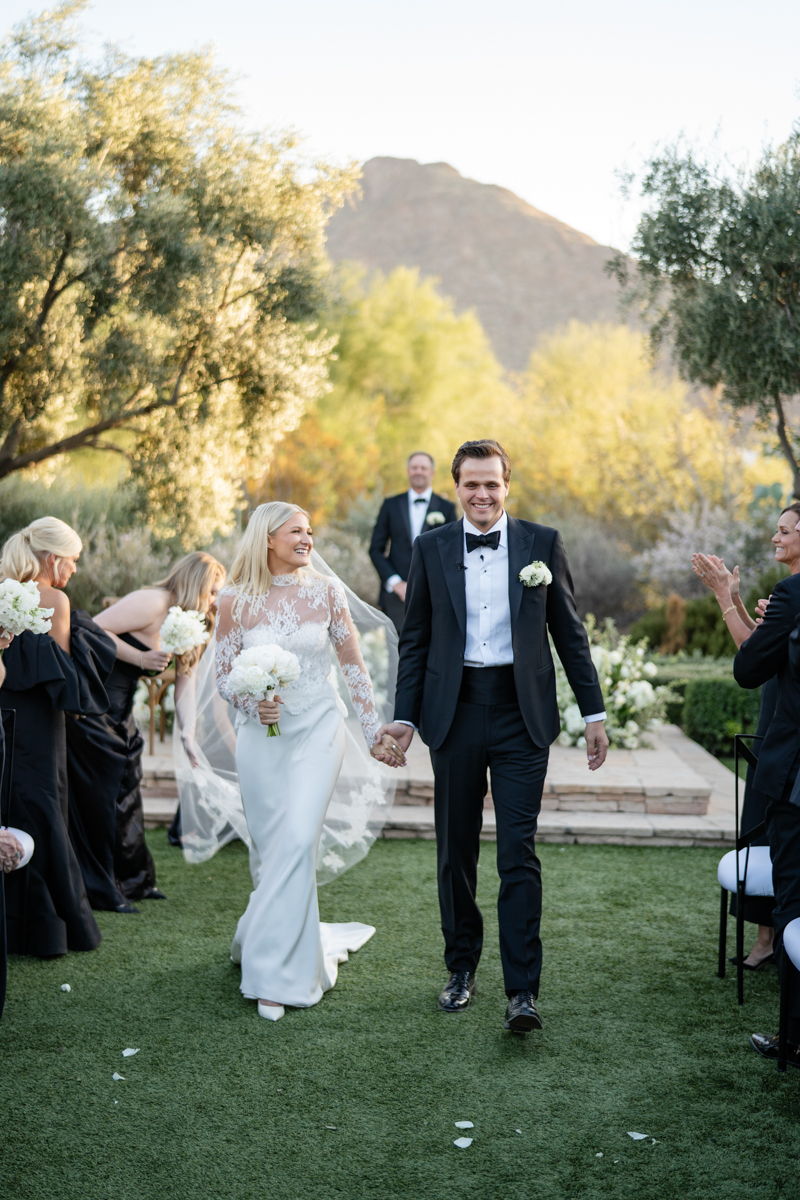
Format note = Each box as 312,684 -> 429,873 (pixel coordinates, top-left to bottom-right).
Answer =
5,0 -> 800,250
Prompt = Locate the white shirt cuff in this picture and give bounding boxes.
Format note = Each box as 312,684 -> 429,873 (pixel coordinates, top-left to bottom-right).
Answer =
395,720 -> 417,730
385,574 -> 402,593
583,711 -> 607,724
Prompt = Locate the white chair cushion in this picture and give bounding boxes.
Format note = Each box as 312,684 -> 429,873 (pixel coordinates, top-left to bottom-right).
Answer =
717,846 -> 774,896
4,827 -> 34,870
783,917 -> 800,971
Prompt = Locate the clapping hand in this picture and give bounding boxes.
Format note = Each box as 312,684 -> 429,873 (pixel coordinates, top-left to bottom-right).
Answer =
691,553 -> 738,596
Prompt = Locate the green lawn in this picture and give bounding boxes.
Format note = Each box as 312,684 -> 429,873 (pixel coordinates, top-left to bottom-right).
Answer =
1,833 -> 797,1200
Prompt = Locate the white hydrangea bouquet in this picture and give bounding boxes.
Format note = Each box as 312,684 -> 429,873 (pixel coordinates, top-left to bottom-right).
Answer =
159,606 -> 211,658
554,616 -> 676,750
0,578 -> 54,636
226,644 -> 302,736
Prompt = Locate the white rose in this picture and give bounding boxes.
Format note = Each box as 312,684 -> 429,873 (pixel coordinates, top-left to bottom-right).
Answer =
643,661 -> 658,677
519,561 -> 553,587
425,511 -> 446,526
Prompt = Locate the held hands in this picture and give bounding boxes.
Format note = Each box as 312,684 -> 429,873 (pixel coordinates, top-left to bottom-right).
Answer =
258,694 -> 284,726
141,648 -> 171,672
585,721 -> 609,772
371,722 -> 414,767
392,581 -> 408,602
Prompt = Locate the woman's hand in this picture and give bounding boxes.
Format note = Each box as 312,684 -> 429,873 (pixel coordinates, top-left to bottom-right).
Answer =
370,731 -> 408,768
140,648 -> 171,672
0,630 -> 13,651
691,553 -> 736,601
181,732 -> 200,769
258,694 -> 284,725
0,828 -> 23,873
755,595 -> 771,623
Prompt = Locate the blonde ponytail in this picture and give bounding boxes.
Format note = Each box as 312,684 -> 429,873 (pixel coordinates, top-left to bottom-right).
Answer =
1,517 -> 82,584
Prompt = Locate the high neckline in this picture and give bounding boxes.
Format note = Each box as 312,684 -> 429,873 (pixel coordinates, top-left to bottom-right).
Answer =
271,574 -> 302,586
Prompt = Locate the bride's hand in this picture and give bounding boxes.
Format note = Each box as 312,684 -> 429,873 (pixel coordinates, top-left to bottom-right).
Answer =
370,727 -> 410,768
258,694 -> 283,725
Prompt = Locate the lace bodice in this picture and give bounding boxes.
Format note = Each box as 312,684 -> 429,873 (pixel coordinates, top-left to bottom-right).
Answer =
215,573 -> 381,747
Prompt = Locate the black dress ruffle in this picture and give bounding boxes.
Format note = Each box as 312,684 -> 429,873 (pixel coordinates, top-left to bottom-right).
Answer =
67,632 -> 159,902
0,612 -> 115,957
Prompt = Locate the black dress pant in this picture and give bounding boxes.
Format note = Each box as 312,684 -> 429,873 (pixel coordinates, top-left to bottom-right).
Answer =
379,590 -> 405,636
431,667 -> 550,995
768,753 -> 800,1041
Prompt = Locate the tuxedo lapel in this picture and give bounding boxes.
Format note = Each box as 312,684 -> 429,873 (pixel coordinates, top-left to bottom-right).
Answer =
507,516 -> 536,632
437,521 -> 467,641
396,492 -> 412,544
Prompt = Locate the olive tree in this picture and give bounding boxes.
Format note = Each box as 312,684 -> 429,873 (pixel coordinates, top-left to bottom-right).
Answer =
0,3 -> 352,540
610,135 -> 800,497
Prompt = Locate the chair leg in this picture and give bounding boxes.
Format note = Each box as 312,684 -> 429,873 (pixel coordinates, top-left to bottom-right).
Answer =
718,888 -> 727,979
736,883 -> 745,1004
778,945 -> 789,1073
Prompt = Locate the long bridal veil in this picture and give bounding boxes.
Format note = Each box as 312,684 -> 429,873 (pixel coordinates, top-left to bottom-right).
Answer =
172,549 -> 399,884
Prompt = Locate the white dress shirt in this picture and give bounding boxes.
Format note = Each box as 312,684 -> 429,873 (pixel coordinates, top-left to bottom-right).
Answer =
386,487 -> 433,591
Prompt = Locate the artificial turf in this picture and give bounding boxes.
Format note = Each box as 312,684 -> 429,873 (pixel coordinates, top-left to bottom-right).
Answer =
0,833 -> 797,1200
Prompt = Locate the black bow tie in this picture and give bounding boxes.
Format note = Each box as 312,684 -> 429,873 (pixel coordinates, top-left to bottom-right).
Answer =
465,530 -> 501,552
413,497 -> 428,504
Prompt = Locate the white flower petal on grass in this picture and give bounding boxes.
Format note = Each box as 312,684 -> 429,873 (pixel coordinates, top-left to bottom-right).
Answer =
596,1152 -> 603,1157
454,1121 -> 474,1129
122,1049 -> 139,1057
516,1129 -> 523,1135
112,1073 -> 125,1081
453,1138 -> 473,1149
325,1125 -> 337,1130
60,983 -> 71,992
627,1131 -> 648,1140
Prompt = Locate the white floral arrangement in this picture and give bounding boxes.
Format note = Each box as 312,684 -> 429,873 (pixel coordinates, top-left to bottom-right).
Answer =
159,606 -> 211,658
426,511 -> 446,527
554,617 -> 674,750
132,681 -> 175,734
226,643 -> 302,737
0,578 -> 54,636
520,561 -> 553,588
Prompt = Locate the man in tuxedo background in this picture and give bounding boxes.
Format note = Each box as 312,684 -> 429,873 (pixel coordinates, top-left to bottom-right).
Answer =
369,452 -> 458,634
375,440 -> 608,1034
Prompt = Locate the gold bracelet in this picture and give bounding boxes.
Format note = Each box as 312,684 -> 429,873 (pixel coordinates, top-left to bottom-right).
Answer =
721,604 -> 736,617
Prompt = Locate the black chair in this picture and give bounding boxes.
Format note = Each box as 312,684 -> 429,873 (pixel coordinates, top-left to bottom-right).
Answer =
717,734 -> 771,1005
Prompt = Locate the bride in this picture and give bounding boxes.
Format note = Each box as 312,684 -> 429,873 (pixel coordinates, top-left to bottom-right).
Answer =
209,502 -> 404,1020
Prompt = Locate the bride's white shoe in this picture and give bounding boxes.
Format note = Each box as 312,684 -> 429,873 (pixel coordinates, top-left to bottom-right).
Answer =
257,1002 -> 285,1021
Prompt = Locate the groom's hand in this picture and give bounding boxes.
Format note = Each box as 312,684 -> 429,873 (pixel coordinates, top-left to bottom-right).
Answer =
373,722 -> 415,767
585,721 -> 609,771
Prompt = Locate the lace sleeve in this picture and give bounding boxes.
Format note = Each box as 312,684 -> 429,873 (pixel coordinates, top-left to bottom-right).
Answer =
328,581 -> 381,748
214,591 -> 258,718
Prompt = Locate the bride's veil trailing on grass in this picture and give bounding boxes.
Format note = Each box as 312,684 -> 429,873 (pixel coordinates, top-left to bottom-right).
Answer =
173,548 -> 399,884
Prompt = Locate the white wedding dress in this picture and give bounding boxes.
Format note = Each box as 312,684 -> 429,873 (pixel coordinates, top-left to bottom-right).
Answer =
214,572 -> 385,1009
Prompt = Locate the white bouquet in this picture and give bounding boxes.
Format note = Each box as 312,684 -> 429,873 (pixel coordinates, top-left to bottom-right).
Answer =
425,511 -> 446,527
226,643 -> 301,736
519,561 -> 553,587
0,578 -> 54,636
159,606 -> 210,658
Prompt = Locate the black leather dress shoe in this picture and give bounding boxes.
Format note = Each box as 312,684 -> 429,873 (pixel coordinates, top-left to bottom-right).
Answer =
504,991 -> 543,1034
438,971 -> 476,1012
750,1032 -> 800,1066
115,902 -> 139,914
141,887 -> 167,900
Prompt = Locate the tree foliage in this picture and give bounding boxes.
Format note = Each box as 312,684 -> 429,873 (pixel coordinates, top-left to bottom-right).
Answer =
0,3 -> 352,540
611,136 -> 800,496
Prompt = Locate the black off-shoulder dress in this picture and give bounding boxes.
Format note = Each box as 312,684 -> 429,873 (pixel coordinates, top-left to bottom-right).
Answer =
66,632 -> 160,903
0,612 -> 116,957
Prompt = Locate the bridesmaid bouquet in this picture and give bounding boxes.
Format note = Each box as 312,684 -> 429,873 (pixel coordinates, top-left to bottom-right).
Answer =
159,606 -> 211,658
0,578 -> 54,636
226,644 -> 301,736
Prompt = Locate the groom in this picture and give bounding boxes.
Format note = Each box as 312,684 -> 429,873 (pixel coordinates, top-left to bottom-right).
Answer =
376,440 -> 607,1033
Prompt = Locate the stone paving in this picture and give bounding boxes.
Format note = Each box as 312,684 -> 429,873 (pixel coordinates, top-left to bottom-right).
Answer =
142,724 -> 739,848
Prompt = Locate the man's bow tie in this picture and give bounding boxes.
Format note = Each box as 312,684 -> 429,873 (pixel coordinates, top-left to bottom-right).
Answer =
413,497 -> 428,505
465,531 -> 501,552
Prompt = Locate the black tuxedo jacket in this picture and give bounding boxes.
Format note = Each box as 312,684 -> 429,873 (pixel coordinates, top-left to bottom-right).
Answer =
369,491 -> 458,587
734,573 -> 800,800
393,516 -> 604,750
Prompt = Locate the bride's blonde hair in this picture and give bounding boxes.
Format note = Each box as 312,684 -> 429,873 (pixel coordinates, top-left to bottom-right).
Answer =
1,516 -> 82,584
228,502 -> 311,600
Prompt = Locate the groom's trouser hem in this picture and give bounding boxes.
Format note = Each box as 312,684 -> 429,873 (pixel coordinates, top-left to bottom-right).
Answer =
431,699 -> 549,994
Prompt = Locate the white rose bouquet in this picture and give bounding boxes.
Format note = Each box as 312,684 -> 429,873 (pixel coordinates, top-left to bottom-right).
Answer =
0,579 -> 54,637
519,561 -> 553,587
226,643 -> 302,736
159,606 -> 211,658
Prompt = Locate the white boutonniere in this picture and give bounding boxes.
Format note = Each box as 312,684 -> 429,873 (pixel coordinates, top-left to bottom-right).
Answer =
425,511 -> 445,526
519,561 -> 552,587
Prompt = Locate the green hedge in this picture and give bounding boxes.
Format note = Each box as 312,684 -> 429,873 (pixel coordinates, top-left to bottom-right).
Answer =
682,679 -> 762,758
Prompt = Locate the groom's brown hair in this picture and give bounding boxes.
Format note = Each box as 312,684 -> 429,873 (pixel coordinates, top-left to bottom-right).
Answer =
451,439 -> 511,485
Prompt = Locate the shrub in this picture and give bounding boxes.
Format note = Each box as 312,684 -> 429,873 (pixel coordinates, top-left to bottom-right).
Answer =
682,678 -> 762,757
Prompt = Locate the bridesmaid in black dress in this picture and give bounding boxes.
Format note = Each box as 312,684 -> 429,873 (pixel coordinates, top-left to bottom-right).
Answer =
0,518 -> 115,957
67,552 -> 225,904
